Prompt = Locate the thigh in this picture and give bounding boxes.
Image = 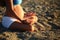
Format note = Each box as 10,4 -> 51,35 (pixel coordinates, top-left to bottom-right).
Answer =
9,21 -> 33,32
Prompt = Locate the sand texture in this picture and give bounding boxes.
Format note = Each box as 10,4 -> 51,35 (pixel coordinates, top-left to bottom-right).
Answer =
0,0 -> 60,40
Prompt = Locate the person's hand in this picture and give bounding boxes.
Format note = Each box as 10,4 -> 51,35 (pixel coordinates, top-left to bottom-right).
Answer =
24,11 -> 38,25
26,16 -> 38,25
24,11 -> 36,18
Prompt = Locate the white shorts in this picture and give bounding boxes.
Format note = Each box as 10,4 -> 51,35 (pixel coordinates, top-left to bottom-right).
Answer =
2,16 -> 17,28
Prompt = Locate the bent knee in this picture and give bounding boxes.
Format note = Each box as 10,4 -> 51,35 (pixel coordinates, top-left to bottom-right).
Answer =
28,25 -> 35,32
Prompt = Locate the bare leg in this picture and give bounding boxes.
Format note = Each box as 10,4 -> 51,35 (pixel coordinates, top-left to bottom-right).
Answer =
9,21 -> 35,32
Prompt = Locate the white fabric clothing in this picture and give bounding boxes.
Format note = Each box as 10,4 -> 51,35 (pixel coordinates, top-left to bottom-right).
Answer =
2,16 -> 17,28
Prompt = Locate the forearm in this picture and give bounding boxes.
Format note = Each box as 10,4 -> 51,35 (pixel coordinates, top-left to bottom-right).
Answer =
9,9 -> 22,21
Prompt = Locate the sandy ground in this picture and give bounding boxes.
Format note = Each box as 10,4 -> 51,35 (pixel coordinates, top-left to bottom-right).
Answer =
0,0 -> 60,40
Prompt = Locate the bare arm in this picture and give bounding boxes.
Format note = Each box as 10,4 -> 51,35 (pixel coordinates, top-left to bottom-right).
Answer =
5,0 -> 23,21
5,0 -> 13,10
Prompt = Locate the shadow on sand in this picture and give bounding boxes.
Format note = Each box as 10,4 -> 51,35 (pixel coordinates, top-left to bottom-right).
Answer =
48,22 -> 60,29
